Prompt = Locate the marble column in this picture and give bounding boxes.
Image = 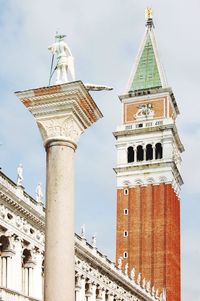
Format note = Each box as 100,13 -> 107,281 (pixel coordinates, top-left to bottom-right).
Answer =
29,268 -> 33,296
33,251 -> 43,300
2,257 -> 7,287
75,275 -> 82,301
6,256 -> 12,288
107,292 -> 114,301
24,268 -> 28,295
79,275 -> 86,301
16,81 -> 103,301
45,140 -> 76,301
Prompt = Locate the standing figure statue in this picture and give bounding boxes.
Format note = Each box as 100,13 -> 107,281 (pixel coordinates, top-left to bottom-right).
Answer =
91,234 -> 97,248
17,163 -> 23,186
130,267 -> 136,281
80,224 -> 86,239
145,7 -> 153,20
48,34 -> 75,84
117,257 -> 123,270
36,182 -> 43,204
124,263 -> 128,275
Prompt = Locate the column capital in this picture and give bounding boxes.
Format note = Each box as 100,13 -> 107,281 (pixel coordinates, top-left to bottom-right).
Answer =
15,81 -> 103,147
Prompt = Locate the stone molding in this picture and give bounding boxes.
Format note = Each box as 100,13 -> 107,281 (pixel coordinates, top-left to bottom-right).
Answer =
115,161 -> 182,196
15,81 -> 103,147
0,287 -> 40,301
0,172 -> 45,232
0,171 -> 44,210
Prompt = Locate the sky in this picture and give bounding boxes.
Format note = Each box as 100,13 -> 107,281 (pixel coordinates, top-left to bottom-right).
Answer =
0,1 -> 199,300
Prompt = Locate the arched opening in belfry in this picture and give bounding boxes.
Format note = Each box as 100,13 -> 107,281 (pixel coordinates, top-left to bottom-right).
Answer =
146,144 -> 153,160
155,143 -> 163,159
127,146 -> 134,163
137,145 -> 144,161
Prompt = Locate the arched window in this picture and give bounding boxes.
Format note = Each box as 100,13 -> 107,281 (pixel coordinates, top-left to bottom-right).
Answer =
137,145 -> 144,161
127,147 -> 134,163
22,249 -> 33,296
0,236 -> 10,287
155,143 -> 163,159
146,144 -> 153,160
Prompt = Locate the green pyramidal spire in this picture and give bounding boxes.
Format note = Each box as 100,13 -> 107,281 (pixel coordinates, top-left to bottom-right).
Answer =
130,33 -> 162,91
126,9 -> 168,92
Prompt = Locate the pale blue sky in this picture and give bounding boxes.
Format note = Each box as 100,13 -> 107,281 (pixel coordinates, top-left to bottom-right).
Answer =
0,1 -> 199,300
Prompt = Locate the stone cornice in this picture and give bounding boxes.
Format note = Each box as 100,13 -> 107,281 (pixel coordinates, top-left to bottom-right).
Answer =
0,286 -> 41,301
114,160 -> 183,187
15,81 -> 103,146
0,171 -> 45,231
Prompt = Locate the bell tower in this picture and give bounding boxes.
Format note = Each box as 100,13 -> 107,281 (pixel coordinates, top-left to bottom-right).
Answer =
115,9 -> 184,301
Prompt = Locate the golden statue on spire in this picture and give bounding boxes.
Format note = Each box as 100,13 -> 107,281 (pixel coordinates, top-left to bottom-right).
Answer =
145,7 -> 153,20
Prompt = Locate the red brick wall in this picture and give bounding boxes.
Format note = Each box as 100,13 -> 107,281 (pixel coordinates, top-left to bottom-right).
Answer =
116,184 -> 180,301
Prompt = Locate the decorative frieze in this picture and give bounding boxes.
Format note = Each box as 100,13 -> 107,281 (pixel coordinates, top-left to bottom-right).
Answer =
0,203 -> 44,247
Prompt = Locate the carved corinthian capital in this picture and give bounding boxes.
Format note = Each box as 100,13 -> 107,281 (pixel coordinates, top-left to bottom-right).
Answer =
15,81 -> 103,147
37,115 -> 82,146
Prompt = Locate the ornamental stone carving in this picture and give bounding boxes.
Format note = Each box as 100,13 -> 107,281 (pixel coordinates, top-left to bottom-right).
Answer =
80,224 -> 86,239
142,278 -> 146,289
134,103 -> 154,121
0,204 -> 6,218
124,263 -> 128,276
146,281 -> 151,293
37,115 -> 82,145
118,257 -> 123,270
130,268 -> 135,281
15,216 -> 23,228
155,290 -> 159,298
17,163 -> 24,187
137,273 -> 141,285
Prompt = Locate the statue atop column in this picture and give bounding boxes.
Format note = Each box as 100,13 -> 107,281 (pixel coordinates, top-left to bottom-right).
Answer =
17,163 -> 23,186
48,34 -> 75,84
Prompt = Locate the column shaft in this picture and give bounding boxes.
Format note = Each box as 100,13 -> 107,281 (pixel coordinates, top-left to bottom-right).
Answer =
24,268 -> 28,295
6,257 -> 12,288
107,294 -> 114,301
44,140 -> 75,301
2,257 -> 7,287
29,268 -> 33,296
